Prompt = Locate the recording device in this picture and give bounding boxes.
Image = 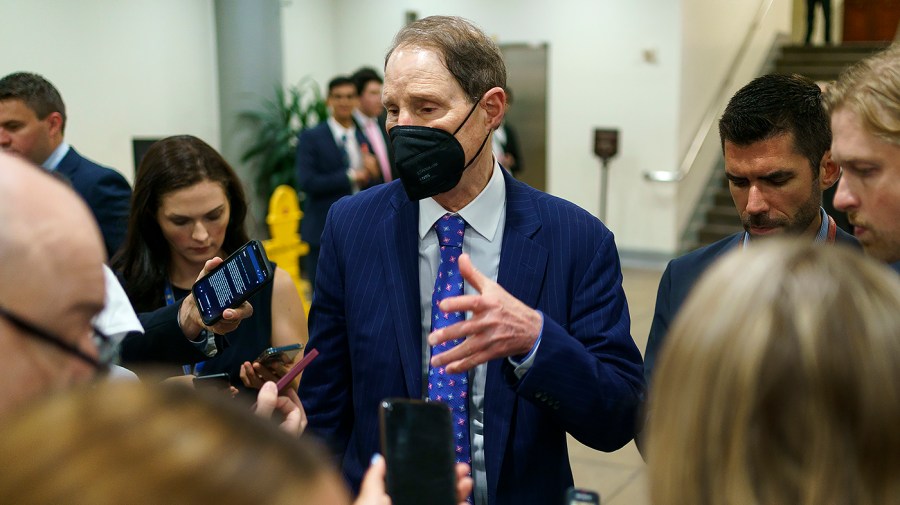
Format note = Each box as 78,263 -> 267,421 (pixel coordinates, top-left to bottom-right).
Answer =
565,487 -> 601,505
192,373 -> 231,390
192,240 -> 273,326
379,399 -> 456,505
256,343 -> 304,366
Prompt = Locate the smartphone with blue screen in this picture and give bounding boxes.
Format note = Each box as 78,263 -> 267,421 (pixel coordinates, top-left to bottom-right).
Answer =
192,240 -> 274,326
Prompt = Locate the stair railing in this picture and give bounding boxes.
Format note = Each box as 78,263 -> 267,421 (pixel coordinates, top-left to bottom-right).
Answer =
644,0 -> 775,183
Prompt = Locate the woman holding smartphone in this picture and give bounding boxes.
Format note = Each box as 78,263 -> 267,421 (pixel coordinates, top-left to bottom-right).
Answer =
113,135 -> 307,390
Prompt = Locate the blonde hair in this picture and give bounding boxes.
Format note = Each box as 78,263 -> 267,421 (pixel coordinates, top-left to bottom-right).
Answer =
0,381 -> 347,505
646,239 -> 900,505
824,43 -> 900,146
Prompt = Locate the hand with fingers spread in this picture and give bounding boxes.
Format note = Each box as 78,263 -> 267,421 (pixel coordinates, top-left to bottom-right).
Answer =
428,253 -> 543,374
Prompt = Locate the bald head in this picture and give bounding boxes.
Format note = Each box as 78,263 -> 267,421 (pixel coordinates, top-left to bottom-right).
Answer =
0,152 -> 106,415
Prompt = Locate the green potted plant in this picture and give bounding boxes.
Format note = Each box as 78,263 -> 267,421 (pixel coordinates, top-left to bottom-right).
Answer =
240,77 -> 328,202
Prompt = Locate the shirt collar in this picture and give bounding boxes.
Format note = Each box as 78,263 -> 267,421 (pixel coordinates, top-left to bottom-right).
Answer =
813,207 -> 830,242
327,117 -> 355,137
418,160 -> 506,242
352,109 -> 374,126
42,141 -> 70,171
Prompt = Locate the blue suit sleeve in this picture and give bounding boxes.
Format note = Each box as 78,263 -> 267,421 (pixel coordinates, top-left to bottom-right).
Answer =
507,231 -> 644,451
298,207 -> 354,458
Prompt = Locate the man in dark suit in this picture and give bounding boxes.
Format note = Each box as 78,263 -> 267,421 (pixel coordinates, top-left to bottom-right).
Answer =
295,75 -> 380,287
644,74 -> 858,387
827,44 -> 900,274
0,72 -> 131,259
298,16 -> 643,505
351,67 -> 395,182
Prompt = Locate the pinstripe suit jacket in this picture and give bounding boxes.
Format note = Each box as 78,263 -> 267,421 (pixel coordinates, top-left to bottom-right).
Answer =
299,170 -> 643,504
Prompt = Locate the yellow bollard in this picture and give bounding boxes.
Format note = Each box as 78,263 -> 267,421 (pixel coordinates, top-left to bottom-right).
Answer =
262,185 -> 311,315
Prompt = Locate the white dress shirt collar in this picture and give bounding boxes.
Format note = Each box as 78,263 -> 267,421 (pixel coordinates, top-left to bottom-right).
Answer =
418,160 -> 505,243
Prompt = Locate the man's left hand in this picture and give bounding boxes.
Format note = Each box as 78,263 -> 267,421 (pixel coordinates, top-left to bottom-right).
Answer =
428,253 -> 542,374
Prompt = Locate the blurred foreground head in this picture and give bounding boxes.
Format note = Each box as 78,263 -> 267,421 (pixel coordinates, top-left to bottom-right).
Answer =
0,381 -> 351,504
0,152 -> 105,416
647,239 -> 900,505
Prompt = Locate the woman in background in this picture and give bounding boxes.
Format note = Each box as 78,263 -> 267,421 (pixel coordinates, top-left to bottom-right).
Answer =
646,240 -> 900,505
113,135 -> 306,389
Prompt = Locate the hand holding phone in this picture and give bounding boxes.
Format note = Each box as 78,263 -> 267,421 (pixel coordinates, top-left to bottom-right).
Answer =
192,240 -> 274,326
256,343 -> 303,367
249,349 -> 318,412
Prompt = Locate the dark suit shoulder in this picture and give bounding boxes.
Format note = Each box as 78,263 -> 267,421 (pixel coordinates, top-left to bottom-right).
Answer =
298,122 -> 332,142
58,148 -> 128,187
327,180 -> 405,224
669,233 -> 742,274
510,178 -> 613,243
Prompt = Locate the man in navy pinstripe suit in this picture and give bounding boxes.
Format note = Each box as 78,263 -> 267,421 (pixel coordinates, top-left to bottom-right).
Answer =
299,16 -> 643,505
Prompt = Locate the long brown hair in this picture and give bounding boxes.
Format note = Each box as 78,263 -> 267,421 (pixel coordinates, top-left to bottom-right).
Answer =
112,135 -> 250,311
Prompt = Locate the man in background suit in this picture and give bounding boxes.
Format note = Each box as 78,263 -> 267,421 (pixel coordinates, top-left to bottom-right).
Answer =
827,44 -> 900,274
351,67 -> 395,182
299,16 -> 643,505
643,73 -> 858,388
0,72 -> 131,259
295,75 -> 380,287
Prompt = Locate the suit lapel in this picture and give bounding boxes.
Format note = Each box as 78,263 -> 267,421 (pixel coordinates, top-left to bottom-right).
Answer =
485,172 -> 548,501
54,147 -> 78,178
378,190 -> 423,398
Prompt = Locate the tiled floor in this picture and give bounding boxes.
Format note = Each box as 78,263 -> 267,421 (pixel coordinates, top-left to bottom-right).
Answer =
567,267 -> 662,504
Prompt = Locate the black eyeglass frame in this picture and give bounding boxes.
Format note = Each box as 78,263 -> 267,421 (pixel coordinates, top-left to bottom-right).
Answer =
0,305 -> 115,370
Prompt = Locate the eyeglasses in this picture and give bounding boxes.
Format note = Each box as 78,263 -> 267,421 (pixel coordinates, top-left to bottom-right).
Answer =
0,305 -> 116,371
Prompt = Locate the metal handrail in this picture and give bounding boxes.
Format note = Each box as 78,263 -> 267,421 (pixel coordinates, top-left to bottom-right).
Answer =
644,0 -> 775,182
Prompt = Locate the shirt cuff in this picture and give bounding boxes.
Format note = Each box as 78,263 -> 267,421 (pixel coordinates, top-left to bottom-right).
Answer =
508,311 -> 544,379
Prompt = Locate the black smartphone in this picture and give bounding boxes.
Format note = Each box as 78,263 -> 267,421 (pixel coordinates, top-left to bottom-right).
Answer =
565,487 -> 601,505
192,373 -> 231,390
255,343 -> 304,366
192,240 -> 274,326
379,399 -> 456,505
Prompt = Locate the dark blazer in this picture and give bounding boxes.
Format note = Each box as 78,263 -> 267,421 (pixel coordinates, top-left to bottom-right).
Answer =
295,122 -> 377,247
298,170 -> 644,505
56,147 -> 131,258
643,222 -> 859,384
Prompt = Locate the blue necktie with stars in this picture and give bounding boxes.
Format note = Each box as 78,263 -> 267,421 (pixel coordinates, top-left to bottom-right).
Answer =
428,213 -> 472,474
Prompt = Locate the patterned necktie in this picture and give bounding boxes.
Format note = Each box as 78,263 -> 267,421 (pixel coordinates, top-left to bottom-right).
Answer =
428,213 -> 471,469
339,133 -> 350,168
